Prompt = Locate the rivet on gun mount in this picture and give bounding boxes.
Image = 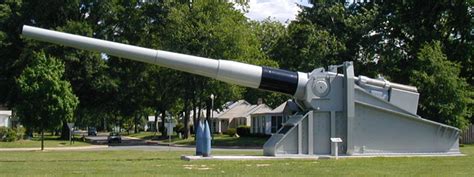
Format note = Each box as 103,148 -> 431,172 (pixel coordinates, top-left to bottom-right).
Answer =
22,25 -> 461,157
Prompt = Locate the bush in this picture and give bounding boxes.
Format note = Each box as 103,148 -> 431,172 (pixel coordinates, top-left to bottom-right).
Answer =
236,126 -> 251,137
0,127 -> 7,140
175,123 -> 184,134
0,127 -> 19,142
16,127 -> 26,140
159,126 -> 166,134
226,128 -> 236,137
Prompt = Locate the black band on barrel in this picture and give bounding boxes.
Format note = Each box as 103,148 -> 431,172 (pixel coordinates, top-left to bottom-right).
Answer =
259,67 -> 298,95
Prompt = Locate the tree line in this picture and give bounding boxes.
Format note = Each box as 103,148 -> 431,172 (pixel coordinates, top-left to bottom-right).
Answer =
0,0 -> 472,139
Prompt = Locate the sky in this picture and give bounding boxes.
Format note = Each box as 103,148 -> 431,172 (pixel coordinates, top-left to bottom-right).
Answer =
244,0 -> 357,23
244,0 -> 303,24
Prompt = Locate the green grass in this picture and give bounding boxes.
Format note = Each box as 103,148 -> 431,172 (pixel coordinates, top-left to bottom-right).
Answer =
0,145 -> 473,176
0,135 -> 91,148
127,132 -> 161,140
171,134 -> 269,147
128,132 -> 269,147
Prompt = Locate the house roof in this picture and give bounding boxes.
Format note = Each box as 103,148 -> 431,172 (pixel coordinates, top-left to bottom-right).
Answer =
240,104 -> 272,118
217,100 -> 253,119
252,100 -> 300,115
215,100 -> 274,120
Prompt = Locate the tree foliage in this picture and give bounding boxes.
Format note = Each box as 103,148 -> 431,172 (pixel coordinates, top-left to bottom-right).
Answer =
410,41 -> 471,129
15,51 -> 78,132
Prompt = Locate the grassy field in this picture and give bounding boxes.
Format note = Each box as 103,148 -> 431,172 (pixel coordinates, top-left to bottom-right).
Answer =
0,135 -> 91,148
0,145 -> 473,176
128,132 -> 269,147
171,134 -> 269,147
127,132 -> 160,140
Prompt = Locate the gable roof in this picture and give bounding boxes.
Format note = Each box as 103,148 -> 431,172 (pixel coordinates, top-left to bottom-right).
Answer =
217,100 -> 253,119
240,104 -> 272,118
252,100 -> 300,115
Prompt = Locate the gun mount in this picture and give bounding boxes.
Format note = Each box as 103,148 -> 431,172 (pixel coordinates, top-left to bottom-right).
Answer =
22,25 -> 460,157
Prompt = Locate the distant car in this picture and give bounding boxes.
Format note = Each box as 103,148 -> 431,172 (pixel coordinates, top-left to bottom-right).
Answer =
88,127 -> 97,136
107,132 -> 122,144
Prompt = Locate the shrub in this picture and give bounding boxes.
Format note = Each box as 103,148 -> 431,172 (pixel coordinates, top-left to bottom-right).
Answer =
3,129 -> 17,142
159,126 -> 166,135
226,128 -> 236,137
0,127 -> 18,142
236,126 -> 251,137
16,127 -> 26,140
0,127 -> 7,140
175,123 -> 184,134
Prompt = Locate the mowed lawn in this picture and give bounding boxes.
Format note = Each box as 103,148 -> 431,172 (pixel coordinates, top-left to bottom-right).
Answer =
0,136 -> 91,148
0,145 -> 473,176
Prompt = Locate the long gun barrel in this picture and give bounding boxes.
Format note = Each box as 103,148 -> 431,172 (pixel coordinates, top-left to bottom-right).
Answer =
22,25 -> 308,99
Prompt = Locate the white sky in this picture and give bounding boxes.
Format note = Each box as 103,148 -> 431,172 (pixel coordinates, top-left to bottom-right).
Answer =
244,0 -> 357,23
244,0 -> 302,24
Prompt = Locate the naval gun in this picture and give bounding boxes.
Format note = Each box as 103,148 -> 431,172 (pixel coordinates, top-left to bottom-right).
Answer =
22,25 -> 460,156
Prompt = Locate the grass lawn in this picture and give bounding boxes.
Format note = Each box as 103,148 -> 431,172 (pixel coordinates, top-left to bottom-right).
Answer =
128,132 -> 269,147
171,134 -> 269,147
0,135 -> 91,148
127,132 -> 161,140
0,145 -> 473,176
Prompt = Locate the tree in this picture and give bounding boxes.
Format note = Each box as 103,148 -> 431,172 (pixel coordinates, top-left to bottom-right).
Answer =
410,41 -> 472,130
15,51 -> 78,150
159,1 -> 268,138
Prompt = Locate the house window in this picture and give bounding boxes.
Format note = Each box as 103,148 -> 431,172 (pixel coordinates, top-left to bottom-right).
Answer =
277,116 -> 283,130
271,116 -> 277,133
271,116 -> 284,133
254,117 -> 258,133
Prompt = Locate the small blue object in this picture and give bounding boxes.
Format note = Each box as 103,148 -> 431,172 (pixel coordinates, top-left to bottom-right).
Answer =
195,121 -> 204,156
202,120 -> 212,157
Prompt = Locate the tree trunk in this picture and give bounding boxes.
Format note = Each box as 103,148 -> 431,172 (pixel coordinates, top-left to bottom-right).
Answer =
103,117 -> 107,132
134,114 -> 138,133
160,110 -> 167,137
206,99 -> 211,132
60,121 -> 69,140
41,123 -> 44,151
194,104 -> 202,140
154,110 -> 159,134
193,102 -> 197,135
184,99 -> 191,139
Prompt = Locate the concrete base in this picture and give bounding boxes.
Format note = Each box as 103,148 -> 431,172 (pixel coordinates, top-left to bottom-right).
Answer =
181,153 -> 464,161
181,155 -> 328,161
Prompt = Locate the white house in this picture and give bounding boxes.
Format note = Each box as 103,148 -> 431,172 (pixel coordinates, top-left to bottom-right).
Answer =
250,100 -> 300,135
0,110 -> 12,128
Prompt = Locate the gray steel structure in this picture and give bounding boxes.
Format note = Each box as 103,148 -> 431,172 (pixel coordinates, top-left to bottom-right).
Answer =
22,25 -> 460,156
